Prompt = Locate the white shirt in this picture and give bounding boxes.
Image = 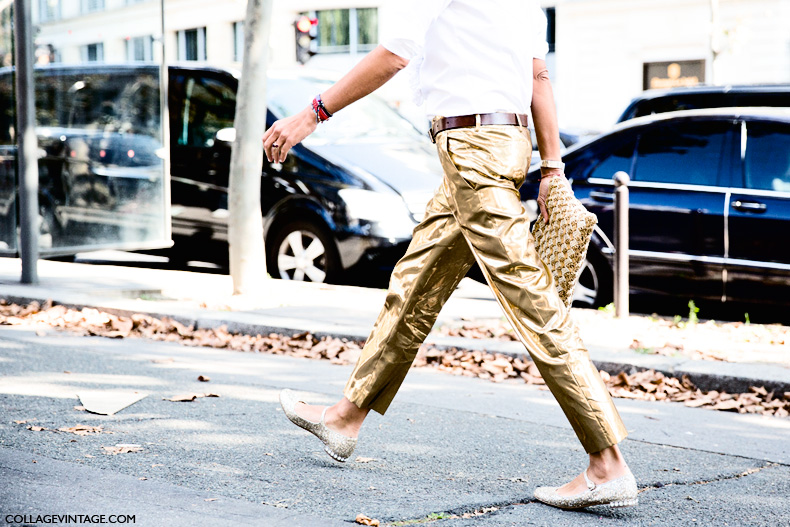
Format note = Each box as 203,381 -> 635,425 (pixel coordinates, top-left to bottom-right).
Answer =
382,0 -> 549,118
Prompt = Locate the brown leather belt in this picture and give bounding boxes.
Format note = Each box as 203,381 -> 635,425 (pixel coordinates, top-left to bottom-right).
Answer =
429,112 -> 529,143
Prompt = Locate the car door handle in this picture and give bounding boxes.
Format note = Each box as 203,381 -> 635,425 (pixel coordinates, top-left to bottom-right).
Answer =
732,200 -> 767,213
589,191 -> 615,203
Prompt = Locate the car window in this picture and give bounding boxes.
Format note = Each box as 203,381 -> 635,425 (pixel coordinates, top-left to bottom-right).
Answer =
177,75 -> 236,148
744,121 -> 790,192
60,72 -> 160,136
0,73 -> 12,144
633,121 -> 729,186
582,136 -> 636,180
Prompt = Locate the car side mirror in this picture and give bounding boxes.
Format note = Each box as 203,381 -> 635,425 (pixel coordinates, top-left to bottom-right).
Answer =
215,127 -> 236,144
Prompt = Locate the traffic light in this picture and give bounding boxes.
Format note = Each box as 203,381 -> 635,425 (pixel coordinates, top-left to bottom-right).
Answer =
295,15 -> 318,65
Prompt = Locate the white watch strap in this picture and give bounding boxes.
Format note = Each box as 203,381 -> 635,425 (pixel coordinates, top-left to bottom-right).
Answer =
540,159 -> 565,170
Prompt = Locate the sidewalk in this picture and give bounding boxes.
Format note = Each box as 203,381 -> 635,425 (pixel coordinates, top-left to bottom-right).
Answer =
1,257 -> 788,394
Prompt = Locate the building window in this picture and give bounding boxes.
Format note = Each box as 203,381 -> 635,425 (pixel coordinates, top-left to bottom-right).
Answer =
177,27 -> 206,61
82,42 -> 104,62
233,21 -> 244,62
80,0 -> 105,14
305,7 -> 377,55
545,7 -> 556,53
39,0 -> 61,22
127,36 -> 153,62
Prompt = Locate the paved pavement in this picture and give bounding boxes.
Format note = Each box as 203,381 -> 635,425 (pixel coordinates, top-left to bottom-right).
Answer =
0,327 -> 788,526
1,257 -> 789,525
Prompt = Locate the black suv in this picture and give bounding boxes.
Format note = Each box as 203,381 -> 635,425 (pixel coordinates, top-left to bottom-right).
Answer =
617,84 -> 790,122
523,107 -> 790,309
0,64 -> 442,284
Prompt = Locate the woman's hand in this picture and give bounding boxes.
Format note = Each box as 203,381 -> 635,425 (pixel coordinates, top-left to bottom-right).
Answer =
537,168 -> 566,223
262,107 -> 318,163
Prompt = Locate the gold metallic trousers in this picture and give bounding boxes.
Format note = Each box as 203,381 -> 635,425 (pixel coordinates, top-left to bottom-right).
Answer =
344,125 -> 627,453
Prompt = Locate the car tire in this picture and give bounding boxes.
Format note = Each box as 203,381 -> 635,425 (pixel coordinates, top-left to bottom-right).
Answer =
573,247 -> 613,309
267,220 -> 341,283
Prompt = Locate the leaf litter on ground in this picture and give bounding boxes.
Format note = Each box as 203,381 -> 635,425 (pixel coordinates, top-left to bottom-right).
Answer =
2,300 -> 788,418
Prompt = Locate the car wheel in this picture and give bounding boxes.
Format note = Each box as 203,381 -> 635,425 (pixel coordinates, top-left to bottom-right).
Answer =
267,220 -> 341,283
572,248 -> 613,309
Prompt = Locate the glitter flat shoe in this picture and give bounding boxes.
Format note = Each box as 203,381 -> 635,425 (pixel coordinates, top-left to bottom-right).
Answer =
279,389 -> 357,462
534,468 -> 638,509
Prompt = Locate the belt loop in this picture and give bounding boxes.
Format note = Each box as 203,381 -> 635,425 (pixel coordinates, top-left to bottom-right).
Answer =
516,113 -> 524,128
475,114 -> 481,131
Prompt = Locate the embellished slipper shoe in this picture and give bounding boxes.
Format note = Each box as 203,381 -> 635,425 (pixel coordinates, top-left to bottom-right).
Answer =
534,468 -> 638,509
279,389 -> 357,462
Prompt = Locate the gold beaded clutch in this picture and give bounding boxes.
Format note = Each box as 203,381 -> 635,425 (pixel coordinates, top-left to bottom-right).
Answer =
531,178 -> 597,309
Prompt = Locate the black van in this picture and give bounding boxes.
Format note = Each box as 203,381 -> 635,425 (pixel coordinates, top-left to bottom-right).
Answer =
0,64 -> 443,284
616,84 -> 790,123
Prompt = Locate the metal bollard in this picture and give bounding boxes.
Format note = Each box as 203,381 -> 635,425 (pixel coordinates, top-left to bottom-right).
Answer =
14,0 -> 40,284
613,171 -> 630,318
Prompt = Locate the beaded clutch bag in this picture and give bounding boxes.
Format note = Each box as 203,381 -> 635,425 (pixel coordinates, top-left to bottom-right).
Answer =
531,178 -> 597,309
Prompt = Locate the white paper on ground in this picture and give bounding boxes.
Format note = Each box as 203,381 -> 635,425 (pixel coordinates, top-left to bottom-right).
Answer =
77,391 -> 148,415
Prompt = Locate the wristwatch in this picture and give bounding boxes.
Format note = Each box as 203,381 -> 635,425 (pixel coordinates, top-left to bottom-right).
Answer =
540,159 -> 565,170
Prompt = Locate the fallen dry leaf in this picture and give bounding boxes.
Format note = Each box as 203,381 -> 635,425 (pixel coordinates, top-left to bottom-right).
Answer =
204,498 -> 218,502
26,425 -> 51,432
164,394 -> 198,402
14,420 -> 28,424
102,444 -> 142,455
164,393 -> 220,402
59,425 -> 112,436
355,514 -> 380,526
197,375 -> 210,382
355,457 -> 376,463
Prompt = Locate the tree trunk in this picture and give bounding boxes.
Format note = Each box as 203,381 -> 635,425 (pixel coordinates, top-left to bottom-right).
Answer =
228,0 -> 273,295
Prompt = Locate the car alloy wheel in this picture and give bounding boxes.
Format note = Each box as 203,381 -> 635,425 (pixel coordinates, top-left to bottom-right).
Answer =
270,221 -> 340,283
572,249 -> 613,309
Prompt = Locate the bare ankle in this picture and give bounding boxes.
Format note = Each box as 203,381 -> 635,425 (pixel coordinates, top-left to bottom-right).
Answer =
588,446 -> 628,480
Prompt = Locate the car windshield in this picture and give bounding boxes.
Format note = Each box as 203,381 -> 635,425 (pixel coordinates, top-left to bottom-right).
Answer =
267,77 -> 425,144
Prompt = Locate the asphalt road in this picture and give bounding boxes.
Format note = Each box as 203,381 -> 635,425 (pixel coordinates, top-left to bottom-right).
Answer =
1,327 -> 788,526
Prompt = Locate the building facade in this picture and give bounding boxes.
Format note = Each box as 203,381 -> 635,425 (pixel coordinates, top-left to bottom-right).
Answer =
32,0 -> 790,132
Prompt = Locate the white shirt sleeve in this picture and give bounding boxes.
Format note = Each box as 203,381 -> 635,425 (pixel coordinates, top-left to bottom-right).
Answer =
381,0 -> 450,59
531,5 -> 550,60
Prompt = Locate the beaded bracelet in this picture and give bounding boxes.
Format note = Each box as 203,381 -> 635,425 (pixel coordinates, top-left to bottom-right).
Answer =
311,94 -> 333,123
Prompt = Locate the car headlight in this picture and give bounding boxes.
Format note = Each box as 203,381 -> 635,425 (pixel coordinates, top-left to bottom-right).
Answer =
338,188 -> 416,239
401,190 -> 435,222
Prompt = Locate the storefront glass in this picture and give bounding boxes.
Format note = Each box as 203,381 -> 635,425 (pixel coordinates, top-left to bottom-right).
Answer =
0,0 -> 169,256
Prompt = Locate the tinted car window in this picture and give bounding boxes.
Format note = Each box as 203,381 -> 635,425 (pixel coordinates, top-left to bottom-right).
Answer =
583,136 -> 636,180
634,121 -> 729,186
744,122 -> 790,192
0,72 -> 12,144
176,75 -> 236,147
55,72 -> 160,137
620,90 -> 790,122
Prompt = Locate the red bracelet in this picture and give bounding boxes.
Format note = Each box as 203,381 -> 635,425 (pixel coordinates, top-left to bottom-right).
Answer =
311,94 -> 332,123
